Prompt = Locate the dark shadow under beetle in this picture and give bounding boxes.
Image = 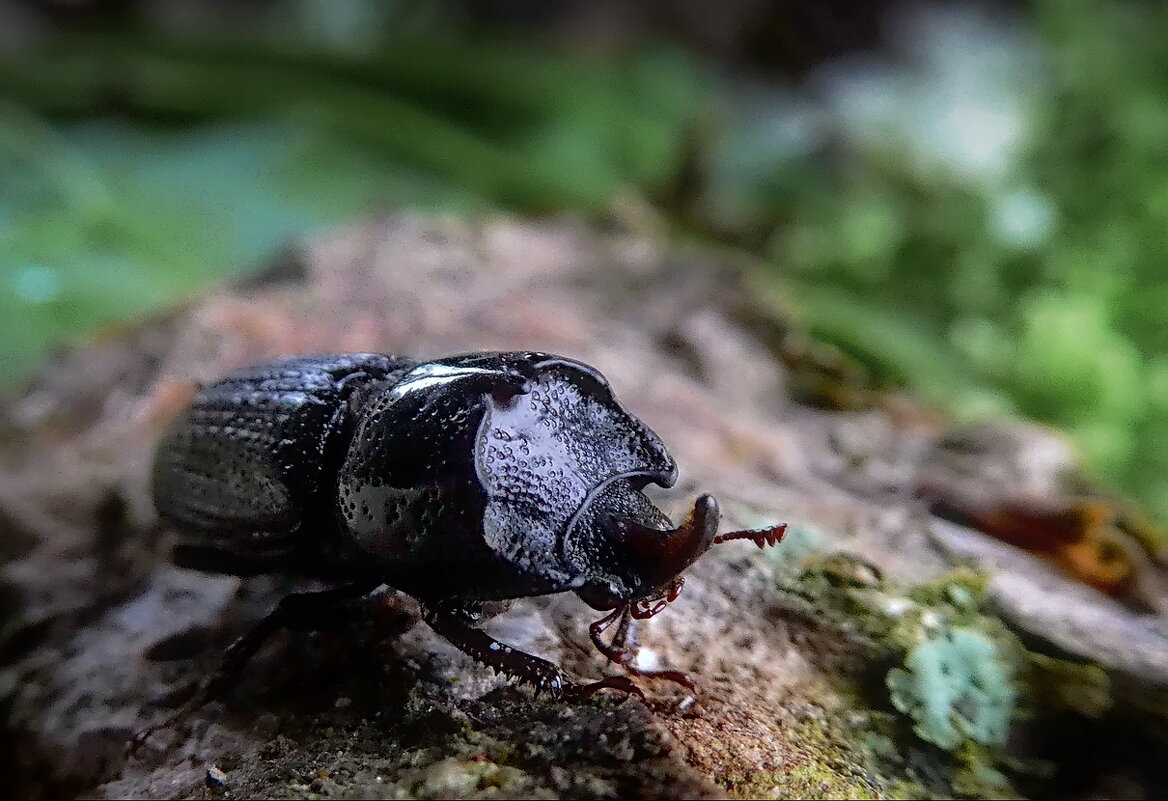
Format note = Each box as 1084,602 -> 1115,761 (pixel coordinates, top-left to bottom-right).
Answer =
136,351 -> 785,747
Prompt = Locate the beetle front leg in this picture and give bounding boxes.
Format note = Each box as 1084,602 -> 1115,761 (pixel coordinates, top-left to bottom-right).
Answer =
589,606 -> 633,665
420,604 -> 643,700
589,596 -> 696,692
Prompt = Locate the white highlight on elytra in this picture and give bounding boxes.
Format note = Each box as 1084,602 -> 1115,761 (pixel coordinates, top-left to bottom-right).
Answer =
389,363 -> 500,401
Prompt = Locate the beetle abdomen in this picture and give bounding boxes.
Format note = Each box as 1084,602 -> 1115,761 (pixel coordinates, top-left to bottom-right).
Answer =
152,354 -> 414,557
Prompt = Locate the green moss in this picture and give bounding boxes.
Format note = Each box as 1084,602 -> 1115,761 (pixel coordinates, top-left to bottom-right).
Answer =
728,713 -> 918,801
776,554 -> 1032,797
402,757 -> 547,799
951,743 -> 1022,800
905,567 -> 991,623
880,574 -> 1020,759
746,764 -> 881,800
1022,651 -> 1113,720
787,552 -> 897,642
887,626 -> 1016,750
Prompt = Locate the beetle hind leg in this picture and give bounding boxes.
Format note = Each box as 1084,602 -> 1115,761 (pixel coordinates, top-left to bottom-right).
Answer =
130,580 -> 380,755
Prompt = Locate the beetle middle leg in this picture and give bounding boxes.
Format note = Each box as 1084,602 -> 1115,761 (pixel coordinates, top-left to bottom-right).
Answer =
131,580 -> 381,754
203,579 -> 385,684
420,604 -> 644,701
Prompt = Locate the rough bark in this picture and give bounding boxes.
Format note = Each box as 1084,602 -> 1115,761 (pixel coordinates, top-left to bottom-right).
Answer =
2,214 -> 1166,799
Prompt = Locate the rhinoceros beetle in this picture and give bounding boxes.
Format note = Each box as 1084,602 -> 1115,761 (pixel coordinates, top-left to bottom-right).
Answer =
147,351 -> 785,717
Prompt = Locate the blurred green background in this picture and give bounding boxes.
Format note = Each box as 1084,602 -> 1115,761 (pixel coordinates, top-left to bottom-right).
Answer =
2,0 -> 1167,523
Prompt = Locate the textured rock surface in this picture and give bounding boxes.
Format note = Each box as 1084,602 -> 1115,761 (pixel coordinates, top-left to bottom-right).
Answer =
2,214 -> 1167,798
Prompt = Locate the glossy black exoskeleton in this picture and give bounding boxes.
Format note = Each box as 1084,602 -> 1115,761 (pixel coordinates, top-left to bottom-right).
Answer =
148,351 -> 785,714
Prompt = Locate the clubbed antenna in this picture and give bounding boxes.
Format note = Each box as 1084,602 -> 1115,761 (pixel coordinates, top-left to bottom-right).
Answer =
714,521 -> 788,549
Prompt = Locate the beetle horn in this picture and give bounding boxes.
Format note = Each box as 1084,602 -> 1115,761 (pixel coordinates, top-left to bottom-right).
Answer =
615,494 -> 721,583
616,493 -> 788,582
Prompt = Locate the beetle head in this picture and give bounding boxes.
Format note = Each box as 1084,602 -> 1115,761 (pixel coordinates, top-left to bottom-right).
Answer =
569,483 -> 786,613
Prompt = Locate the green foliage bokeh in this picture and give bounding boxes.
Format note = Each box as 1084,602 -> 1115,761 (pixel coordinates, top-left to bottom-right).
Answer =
2,0 -> 1166,526
754,0 -> 1168,526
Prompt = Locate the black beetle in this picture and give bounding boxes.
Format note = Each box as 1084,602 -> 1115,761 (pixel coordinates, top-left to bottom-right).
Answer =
148,351 -> 785,709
